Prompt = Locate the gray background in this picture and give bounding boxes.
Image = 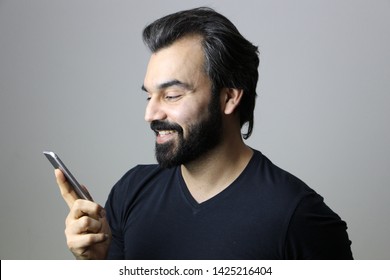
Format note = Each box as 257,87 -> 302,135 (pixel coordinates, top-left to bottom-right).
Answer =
0,0 -> 389,259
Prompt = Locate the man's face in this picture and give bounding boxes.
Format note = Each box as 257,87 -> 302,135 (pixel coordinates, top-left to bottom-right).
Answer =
142,35 -> 222,168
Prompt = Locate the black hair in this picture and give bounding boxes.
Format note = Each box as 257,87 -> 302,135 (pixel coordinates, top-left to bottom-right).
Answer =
142,7 -> 259,139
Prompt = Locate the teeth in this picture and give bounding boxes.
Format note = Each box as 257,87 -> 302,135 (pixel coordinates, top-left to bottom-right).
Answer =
158,130 -> 175,135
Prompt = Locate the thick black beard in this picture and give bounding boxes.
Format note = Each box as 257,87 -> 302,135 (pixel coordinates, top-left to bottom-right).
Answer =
152,93 -> 222,169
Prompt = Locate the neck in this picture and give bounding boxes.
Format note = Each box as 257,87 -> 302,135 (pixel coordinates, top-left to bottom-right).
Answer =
180,137 -> 253,203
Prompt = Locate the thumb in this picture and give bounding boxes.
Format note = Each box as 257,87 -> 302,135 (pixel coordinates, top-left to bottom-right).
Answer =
55,169 -> 78,209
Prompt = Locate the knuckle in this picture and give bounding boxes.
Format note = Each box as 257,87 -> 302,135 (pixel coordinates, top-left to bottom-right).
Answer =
85,235 -> 94,243
66,238 -> 76,250
79,216 -> 90,227
91,203 -> 101,214
72,199 -> 83,208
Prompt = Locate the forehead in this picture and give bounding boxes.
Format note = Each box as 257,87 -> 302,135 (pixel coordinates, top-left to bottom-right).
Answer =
143,35 -> 208,91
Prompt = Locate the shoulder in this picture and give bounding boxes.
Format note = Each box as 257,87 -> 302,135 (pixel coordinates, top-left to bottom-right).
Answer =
104,164 -> 177,225
108,164 -> 174,198
117,164 -> 162,184
250,149 -> 317,200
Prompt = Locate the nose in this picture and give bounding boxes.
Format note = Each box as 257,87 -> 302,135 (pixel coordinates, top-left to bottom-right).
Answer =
144,97 -> 167,123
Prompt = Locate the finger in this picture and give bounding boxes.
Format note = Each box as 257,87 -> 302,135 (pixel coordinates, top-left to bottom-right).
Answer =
68,199 -> 104,221
66,215 -> 103,234
55,169 -> 78,209
67,232 -> 109,254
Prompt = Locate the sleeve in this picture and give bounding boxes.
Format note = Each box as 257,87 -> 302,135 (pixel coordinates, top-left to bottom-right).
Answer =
103,164 -> 162,259
284,193 -> 353,259
104,185 -> 125,259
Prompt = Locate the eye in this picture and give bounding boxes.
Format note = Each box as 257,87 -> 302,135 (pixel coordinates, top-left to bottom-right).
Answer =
166,95 -> 179,100
165,94 -> 181,101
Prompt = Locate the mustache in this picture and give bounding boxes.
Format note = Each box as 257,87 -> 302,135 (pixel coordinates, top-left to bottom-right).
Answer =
150,120 -> 183,134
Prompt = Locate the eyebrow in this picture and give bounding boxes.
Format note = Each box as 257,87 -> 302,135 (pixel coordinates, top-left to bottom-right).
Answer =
141,79 -> 193,93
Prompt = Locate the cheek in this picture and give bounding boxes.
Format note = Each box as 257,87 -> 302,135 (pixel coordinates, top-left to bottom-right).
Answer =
169,101 -> 210,131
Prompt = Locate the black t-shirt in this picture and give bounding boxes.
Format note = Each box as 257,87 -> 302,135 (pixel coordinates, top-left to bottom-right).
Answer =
105,150 -> 353,259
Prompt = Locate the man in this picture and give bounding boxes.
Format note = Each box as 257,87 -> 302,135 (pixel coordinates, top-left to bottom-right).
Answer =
55,7 -> 353,259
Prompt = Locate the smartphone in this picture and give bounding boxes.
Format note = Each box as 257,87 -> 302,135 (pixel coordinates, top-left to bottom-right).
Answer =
43,151 -> 93,201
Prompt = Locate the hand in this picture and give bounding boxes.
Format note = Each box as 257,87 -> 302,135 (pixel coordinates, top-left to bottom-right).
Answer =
55,169 -> 111,259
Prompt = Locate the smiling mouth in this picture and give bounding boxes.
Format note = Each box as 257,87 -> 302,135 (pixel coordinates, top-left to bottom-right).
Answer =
156,130 -> 176,136
150,120 -> 183,142
155,130 -> 178,144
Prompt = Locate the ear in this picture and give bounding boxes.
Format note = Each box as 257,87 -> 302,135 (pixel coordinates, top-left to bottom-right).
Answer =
221,88 -> 244,115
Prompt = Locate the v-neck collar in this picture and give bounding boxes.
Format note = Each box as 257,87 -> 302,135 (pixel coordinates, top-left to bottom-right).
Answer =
176,150 -> 258,212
